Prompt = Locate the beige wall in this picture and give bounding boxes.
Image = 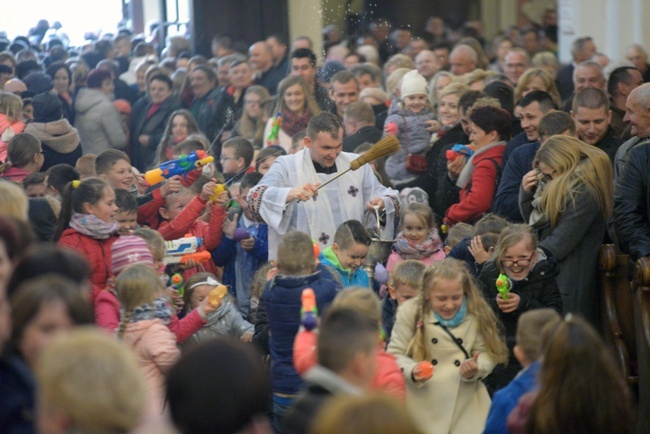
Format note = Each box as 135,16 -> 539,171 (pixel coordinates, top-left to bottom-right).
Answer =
288,0 -> 324,60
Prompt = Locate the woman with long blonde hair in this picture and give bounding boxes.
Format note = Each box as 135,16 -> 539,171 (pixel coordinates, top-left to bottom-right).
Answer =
519,135 -> 613,325
388,258 -> 508,434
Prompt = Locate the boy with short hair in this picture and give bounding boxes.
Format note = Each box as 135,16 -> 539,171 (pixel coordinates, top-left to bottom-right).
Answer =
283,307 -> 378,434
75,154 -> 96,180
114,189 -> 138,235
211,172 -> 268,318
255,230 -> 341,430
319,220 -> 371,288
220,137 -> 255,184
482,309 -> 561,434
382,259 -> 425,343
95,148 -> 180,229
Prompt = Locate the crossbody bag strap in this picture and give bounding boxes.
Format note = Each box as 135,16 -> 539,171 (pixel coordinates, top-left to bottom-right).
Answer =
435,322 -> 471,359
400,114 -> 410,154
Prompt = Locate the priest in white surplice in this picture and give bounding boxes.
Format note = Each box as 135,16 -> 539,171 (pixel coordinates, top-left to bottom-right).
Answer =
248,112 -> 400,259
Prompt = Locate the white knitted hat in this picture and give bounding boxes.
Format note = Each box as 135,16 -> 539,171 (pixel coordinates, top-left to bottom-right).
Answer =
400,70 -> 428,98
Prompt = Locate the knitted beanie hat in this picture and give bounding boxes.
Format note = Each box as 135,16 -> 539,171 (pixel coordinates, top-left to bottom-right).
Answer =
33,92 -> 63,123
400,70 -> 428,98
111,235 -> 154,276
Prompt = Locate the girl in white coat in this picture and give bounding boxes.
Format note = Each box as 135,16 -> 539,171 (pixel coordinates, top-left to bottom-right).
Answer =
387,258 -> 508,434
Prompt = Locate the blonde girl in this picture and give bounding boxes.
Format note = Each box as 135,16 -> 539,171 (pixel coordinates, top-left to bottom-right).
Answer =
387,258 -> 508,434
182,272 -> 253,344
0,91 -> 26,162
387,203 -> 445,272
116,263 -> 180,415
520,135 -> 612,325
478,224 -> 562,392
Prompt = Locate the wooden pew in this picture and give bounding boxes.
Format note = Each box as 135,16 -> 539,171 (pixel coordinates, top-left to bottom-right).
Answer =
632,256 -> 650,432
598,244 -> 638,386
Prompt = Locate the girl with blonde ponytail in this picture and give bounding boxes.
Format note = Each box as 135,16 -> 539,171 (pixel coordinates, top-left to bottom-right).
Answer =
115,263 -> 180,417
387,258 -> 507,434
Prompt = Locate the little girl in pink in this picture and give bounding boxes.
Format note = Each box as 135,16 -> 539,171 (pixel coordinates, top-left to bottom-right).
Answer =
387,203 -> 446,272
0,92 -> 26,162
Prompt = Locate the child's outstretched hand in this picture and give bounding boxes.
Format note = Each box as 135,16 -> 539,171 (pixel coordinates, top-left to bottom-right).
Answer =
200,181 -> 217,202
198,294 -> 219,318
460,352 -> 480,379
468,235 -> 493,264
424,119 -> 441,133
412,361 -> 434,382
496,292 -> 521,313
165,287 -> 184,313
240,236 -> 255,251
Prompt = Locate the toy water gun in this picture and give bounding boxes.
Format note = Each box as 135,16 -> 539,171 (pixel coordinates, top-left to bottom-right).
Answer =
301,288 -> 318,331
144,150 -> 214,186
162,235 -> 212,265
375,263 -> 389,284
208,182 -> 226,202
266,112 -> 282,146
233,228 -> 251,242
170,273 -> 184,296
445,144 -> 476,162
496,273 -> 512,300
208,284 -> 228,306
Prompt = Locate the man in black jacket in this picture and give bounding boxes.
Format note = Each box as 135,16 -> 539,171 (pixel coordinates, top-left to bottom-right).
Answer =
342,101 -> 382,152
613,83 -> 650,261
282,308 -> 378,434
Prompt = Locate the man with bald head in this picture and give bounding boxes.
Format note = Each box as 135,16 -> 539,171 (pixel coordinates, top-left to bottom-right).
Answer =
626,44 -> 650,83
614,83 -> 650,264
249,41 -> 285,94
504,48 -> 530,86
449,44 -> 477,76
415,50 -> 439,81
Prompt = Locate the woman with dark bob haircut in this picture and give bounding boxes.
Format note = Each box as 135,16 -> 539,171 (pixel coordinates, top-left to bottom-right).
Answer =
444,105 -> 511,225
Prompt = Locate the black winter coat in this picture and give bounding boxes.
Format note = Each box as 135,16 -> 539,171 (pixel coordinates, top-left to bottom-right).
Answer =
129,96 -> 180,171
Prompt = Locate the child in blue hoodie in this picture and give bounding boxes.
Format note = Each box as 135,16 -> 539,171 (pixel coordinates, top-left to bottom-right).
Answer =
319,219 -> 371,288
212,172 -> 268,319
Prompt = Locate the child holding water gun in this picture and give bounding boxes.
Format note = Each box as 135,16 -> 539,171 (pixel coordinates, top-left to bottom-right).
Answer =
477,224 -> 562,394
182,272 -> 254,345
387,258 -> 508,434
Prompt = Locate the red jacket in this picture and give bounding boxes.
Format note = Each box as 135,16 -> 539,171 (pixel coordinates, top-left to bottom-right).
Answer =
293,329 -> 406,401
158,196 -> 226,277
94,288 -> 206,343
57,228 -> 118,301
137,169 -> 203,229
445,143 -> 505,225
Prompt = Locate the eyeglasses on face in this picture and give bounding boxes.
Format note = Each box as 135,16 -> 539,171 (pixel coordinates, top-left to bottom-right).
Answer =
501,253 -> 534,269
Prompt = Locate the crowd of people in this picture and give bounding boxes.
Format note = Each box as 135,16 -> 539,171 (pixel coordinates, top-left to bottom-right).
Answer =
0,10 -> 648,434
